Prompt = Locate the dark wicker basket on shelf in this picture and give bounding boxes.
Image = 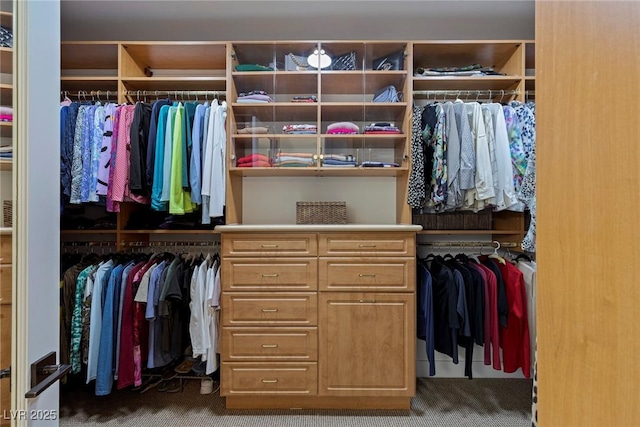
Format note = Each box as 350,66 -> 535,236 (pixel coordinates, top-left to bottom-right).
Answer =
412,209 -> 492,230
296,201 -> 347,224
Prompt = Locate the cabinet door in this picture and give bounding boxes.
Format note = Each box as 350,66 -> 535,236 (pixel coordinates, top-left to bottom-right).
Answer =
318,292 -> 414,396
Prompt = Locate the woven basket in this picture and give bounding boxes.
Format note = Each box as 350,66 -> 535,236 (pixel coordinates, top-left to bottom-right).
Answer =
296,201 -> 347,224
2,200 -> 11,227
412,209 -> 492,230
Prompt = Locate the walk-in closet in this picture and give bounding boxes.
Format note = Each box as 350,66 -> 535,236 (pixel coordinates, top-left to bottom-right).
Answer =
2,2 -> 639,427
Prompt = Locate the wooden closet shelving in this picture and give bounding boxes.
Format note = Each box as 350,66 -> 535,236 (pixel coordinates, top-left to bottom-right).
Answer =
58,38 -> 532,244
0,8 -> 12,425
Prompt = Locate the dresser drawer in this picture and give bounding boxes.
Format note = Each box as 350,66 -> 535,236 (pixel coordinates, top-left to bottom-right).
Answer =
221,362 -> 317,396
0,234 -> 10,265
319,258 -> 415,292
0,265 -> 11,305
222,258 -> 317,291
222,292 -> 317,326
222,233 -> 317,257
318,233 -> 415,257
222,327 -> 317,361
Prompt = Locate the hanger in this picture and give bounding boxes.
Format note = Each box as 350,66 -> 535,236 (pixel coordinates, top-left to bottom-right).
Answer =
488,241 -> 506,265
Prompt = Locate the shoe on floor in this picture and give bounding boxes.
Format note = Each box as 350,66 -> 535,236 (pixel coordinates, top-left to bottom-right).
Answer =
166,378 -> 182,393
157,380 -> 169,392
174,358 -> 197,374
140,376 -> 162,394
200,377 -> 214,395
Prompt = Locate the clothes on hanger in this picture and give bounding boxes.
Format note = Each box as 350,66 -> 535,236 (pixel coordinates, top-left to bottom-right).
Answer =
417,252 -> 533,379
62,248 -> 221,396
60,97 -> 228,223
409,101 -> 536,250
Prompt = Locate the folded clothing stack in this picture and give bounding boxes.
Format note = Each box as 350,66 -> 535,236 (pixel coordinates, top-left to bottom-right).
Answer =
234,64 -> 274,72
364,122 -> 402,134
237,153 -> 272,168
0,26 -> 12,48
0,145 -> 12,159
0,106 -> 12,122
327,122 -> 359,135
237,90 -> 274,103
414,63 -> 505,77
237,126 -> 270,134
283,124 -> 317,134
322,153 -> 356,167
291,95 -> 317,103
361,161 -> 399,168
274,152 -> 315,167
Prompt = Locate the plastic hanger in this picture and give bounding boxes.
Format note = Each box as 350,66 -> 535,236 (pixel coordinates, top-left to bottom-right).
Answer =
488,241 -> 506,265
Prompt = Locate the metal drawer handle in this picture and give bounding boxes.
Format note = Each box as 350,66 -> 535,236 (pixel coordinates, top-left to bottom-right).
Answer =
261,344 -> 278,348
262,308 -> 278,313
359,273 -> 376,277
261,244 -> 279,248
262,379 -> 278,383
262,273 -> 279,277
359,299 -> 376,304
359,244 -> 376,248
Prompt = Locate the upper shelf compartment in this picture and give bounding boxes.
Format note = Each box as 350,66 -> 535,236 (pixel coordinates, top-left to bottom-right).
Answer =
120,42 -> 227,91
412,41 -> 524,91
61,42 -> 119,92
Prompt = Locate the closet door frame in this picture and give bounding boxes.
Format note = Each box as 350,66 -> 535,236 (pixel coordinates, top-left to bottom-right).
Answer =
13,0 -> 62,425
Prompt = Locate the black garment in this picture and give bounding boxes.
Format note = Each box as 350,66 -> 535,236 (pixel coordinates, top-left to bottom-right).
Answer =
465,261 -> 486,346
447,260 -> 478,379
428,257 -> 460,363
481,257 -> 508,328
61,102 -> 82,199
421,105 -> 438,201
145,98 -> 172,190
129,102 -> 153,195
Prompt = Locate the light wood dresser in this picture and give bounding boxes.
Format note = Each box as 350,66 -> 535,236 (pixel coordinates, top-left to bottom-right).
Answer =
218,225 -> 420,409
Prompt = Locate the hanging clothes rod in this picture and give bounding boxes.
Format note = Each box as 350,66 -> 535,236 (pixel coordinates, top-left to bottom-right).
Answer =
413,89 -> 521,99
417,240 -> 518,248
120,241 -> 219,248
122,90 -> 226,97
60,90 -> 118,99
61,241 -> 116,247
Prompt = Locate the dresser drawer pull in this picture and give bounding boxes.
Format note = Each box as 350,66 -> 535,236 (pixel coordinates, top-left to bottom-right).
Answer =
262,308 -> 278,313
359,299 -> 376,304
358,244 -> 376,248
261,244 -> 279,248
261,273 -> 279,277
261,344 -> 278,348
358,273 -> 376,277
261,379 -> 278,383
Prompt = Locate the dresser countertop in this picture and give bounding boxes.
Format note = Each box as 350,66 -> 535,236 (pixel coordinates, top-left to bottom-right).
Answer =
217,224 -> 422,232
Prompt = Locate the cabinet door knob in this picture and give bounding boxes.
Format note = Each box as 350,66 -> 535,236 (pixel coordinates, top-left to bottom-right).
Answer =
359,299 -> 376,304
262,273 -> 279,277
358,244 -> 376,248
261,244 -> 279,248
358,273 -> 376,277
261,344 -> 278,348
261,379 -> 278,383
262,308 -> 278,313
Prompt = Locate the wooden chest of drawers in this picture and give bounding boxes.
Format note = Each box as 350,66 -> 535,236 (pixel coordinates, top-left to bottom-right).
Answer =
220,230 -> 415,408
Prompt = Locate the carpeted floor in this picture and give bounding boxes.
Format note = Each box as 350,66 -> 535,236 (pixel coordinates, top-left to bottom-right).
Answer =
60,378 -> 533,427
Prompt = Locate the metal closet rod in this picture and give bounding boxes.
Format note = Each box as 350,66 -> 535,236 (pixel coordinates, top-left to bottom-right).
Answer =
61,90 -> 117,98
417,241 -> 518,248
122,90 -> 226,97
120,241 -> 219,247
413,89 -> 519,97
61,241 -> 116,247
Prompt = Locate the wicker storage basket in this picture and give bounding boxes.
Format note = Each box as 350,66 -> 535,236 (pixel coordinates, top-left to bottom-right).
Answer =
296,201 -> 347,224
3,200 -> 11,227
413,210 -> 492,230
